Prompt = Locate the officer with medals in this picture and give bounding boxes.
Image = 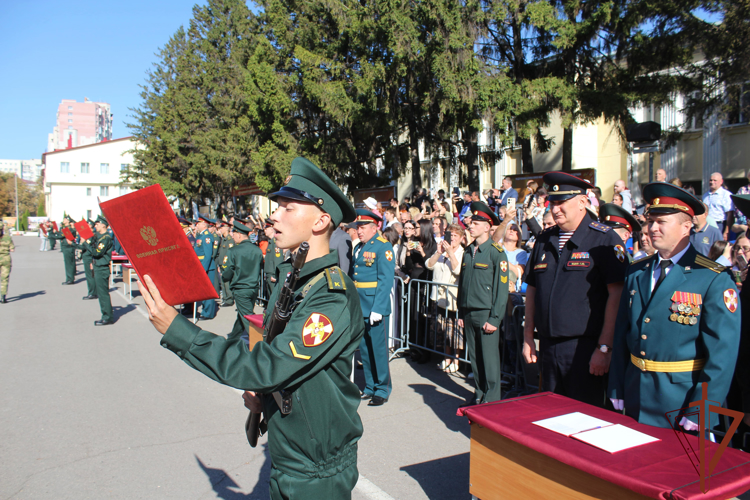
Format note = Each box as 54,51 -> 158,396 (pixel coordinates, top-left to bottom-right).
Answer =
193,216 -> 218,320
138,157 -> 365,499
84,215 -> 114,325
351,209 -> 396,406
457,202 -> 510,404
216,220 -> 235,307
60,216 -> 78,285
599,203 -> 641,260
264,219 -> 285,299
78,218 -> 98,300
523,172 -> 628,407
608,183 -> 741,430
222,220 -> 264,341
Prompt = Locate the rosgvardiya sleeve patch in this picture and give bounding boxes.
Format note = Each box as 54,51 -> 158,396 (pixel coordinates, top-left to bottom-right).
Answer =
302,312 -> 334,347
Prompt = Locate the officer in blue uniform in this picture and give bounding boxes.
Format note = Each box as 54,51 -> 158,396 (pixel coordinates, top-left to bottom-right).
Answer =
609,183 -> 741,429
194,215 -> 218,320
523,172 -> 628,407
351,209 -> 396,406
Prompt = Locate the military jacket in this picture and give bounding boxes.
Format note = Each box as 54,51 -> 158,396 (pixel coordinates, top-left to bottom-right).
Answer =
161,250 -> 364,478
194,230 -> 216,272
350,234 -> 395,317
221,240 -> 263,293
217,235 -> 233,269
77,232 -> 94,260
524,213 -> 628,339
608,245 -> 741,428
457,238 -> 509,328
86,232 -> 113,268
0,234 -> 14,259
211,232 -> 220,263
61,227 -> 77,252
264,238 -> 285,284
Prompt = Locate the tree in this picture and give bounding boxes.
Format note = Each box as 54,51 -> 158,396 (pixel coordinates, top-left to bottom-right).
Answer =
0,174 -> 40,219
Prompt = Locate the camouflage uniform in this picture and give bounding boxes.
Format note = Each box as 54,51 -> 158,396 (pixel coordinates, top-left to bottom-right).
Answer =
0,230 -> 15,300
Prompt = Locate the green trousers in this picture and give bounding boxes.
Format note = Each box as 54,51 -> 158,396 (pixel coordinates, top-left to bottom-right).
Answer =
62,247 -> 76,283
269,462 -> 358,500
82,254 -> 96,296
229,289 -> 258,339
49,238 -> 57,250
464,309 -> 502,404
0,257 -> 10,296
94,265 -> 113,322
221,278 -> 234,305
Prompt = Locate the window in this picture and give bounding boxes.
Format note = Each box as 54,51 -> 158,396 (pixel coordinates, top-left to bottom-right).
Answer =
87,210 -> 92,220
120,163 -> 128,173
100,163 -> 109,174
100,186 -> 109,196
68,126 -> 72,129
81,162 -> 89,174
86,187 -> 92,196
68,119 -> 72,123
685,91 -> 704,131
119,186 -> 128,196
60,162 -> 69,173
68,112 -> 72,117
727,83 -> 750,125
68,106 -> 73,110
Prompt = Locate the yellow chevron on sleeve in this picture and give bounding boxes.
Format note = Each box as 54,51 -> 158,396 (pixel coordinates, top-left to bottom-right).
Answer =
289,341 -> 311,360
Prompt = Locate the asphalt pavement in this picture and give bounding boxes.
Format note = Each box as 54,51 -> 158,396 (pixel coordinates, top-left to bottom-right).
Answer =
0,236 -> 475,499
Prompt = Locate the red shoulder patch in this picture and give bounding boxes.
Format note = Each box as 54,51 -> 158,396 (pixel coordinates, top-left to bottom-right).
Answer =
302,313 -> 334,347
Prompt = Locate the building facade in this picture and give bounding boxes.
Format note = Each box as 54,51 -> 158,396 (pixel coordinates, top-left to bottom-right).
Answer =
47,98 -> 113,152
0,159 -> 43,181
42,137 -> 134,222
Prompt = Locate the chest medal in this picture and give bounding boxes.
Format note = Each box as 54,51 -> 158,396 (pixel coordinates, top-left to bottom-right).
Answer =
669,291 -> 702,325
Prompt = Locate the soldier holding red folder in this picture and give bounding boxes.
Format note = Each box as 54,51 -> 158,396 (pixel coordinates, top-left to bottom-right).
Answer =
139,157 -> 365,499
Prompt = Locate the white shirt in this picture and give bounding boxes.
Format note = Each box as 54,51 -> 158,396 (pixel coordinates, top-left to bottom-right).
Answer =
651,243 -> 691,291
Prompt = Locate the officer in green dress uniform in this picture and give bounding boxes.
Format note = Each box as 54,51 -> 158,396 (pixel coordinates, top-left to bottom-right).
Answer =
457,202 -> 510,404
48,224 -> 58,250
139,157 -> 363,499
210,220 -> 222,295
194,216 -> 217,320
85,215 -> 114,326
60,217 -> 78,285
78,219 -> 98,300
223,220 -> 264,341
216,221 -> 235,307
264,221 -> 285,299
599,203 -> 641,255
609,183 -> 741,430
351,209 -> 396,406
0,223 -> 14,303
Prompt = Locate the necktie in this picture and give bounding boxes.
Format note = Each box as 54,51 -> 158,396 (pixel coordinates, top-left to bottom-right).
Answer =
654,259 -> 672,291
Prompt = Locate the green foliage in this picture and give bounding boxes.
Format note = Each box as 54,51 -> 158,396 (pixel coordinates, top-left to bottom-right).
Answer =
20,209 -> 29,231
0,173 -> 41,219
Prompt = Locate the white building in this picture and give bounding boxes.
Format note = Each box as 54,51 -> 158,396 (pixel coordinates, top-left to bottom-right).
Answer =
0,159 -> 43,181
42,137 -> 135,222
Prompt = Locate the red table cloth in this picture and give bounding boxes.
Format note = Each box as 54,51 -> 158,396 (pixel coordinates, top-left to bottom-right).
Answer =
458,392 -> 750,500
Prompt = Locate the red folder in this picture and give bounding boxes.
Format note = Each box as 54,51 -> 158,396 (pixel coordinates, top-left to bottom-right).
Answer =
62,227 -> 75,242
98,185 -> 218,306
74,220 -> 94,240
51,221 -> 58,232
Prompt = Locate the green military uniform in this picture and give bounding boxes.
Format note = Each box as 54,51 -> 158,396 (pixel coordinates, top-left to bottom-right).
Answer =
457,202 -> 510,404
218,230 -> 235,306
86,216 -> 114,325
265,238 -> 285,298
60,224 -> 78,284
211,227 -> 221,295
223,221 -> 264,340
77,220 -> 97,299
609,183 -> 741,429
0,228 -> 14,302
599,203 -> 641,263
159,157 -> 363,499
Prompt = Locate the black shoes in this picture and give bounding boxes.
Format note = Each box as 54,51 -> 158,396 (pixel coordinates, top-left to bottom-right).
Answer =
94,320 -> 114,326
360,392 -> 373,400
0,295 -> 6,304
62,281 -> 74,285
220,302 -> 234,307
368,396 -> 388,406
82,295 -> 98,300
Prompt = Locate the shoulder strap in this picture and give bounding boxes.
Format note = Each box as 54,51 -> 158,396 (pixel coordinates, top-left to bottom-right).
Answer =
300,269 -> 330,298
324,266 -> 347,291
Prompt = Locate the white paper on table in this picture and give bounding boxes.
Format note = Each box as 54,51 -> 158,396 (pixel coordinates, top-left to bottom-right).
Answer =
532,412 -> 613,437
572,424 -> 660,453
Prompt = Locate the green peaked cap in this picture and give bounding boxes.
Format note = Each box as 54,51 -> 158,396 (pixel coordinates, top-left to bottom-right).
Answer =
268,157 -> 356,226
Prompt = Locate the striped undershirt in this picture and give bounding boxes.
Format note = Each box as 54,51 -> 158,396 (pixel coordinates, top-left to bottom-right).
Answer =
558,231 -> 574,253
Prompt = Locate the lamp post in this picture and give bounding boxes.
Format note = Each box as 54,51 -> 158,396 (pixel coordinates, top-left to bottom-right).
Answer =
14,173 -> 19,232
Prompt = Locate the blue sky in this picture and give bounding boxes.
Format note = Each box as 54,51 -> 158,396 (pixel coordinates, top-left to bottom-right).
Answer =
0,1 -> 206,160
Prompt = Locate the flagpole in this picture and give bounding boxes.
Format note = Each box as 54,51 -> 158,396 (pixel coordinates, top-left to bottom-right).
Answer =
15,173 -> 19,231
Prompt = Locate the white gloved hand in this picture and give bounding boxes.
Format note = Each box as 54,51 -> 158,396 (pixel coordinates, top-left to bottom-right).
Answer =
680,417 -> 699,431
369,312 -> 383,325
610,398 -> 625,411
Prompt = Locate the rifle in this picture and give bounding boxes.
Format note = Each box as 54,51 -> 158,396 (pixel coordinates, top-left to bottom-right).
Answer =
245,242 -> 309,447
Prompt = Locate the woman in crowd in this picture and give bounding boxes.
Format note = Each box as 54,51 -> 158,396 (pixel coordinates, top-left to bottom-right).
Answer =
382,226 -> 402,351
402,218 -> 437,362
426,223 -> 465,373
731,233 -> 750,290
708,240 -> 732,267
502,223 -> 528,292
395,221 -> 416,280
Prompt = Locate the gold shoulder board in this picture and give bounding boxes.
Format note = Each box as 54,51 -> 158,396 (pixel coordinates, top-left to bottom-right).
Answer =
695,255 -> 725,274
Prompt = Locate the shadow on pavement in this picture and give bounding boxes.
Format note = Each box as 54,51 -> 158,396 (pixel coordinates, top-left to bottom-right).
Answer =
113,304 -> 137,320
400,452 -> 470,499
409,384 -> 471,438
195,443 -> 271,499
6,291 -> 46,302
